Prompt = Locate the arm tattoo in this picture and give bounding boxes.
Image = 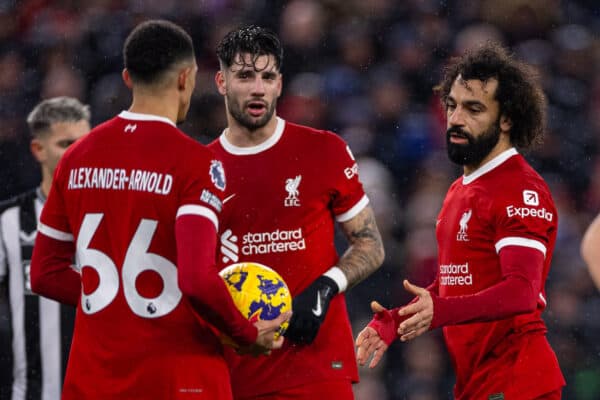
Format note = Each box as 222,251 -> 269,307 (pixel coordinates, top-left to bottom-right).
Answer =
337,205 -> 385,288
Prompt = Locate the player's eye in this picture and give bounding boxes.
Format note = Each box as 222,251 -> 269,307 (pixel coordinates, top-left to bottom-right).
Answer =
57,140 -> 76,148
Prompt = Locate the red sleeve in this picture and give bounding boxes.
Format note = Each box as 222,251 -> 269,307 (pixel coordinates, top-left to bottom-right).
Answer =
327,134 -> 367,221
176,214 -> 257,346
30,232 -> 80,306
430,245 -> 543,329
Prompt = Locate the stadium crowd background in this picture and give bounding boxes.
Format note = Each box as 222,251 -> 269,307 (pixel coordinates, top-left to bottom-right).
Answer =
0,0 -> 598,398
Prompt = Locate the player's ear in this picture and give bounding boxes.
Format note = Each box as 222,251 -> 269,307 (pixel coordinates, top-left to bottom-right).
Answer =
177,67 -> 188,91
215,70 -> 226,95
276,73 -> 283,98
122,69 -> 133,89
30,138 -> 46,163
500,114 -> 512,133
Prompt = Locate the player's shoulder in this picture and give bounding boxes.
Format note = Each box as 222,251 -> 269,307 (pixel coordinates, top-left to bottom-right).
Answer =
0,188 -> 36,215
284,120 -> 348,153
499,154 -> 551,195
476,153 -> 554,211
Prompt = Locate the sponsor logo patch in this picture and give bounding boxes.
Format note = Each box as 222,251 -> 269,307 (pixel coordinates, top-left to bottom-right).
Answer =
523,190 -> 539,206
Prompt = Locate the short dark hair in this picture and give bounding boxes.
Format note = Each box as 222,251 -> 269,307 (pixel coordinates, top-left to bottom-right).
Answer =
216,25 -> 283,71
27,97 -> 90,138
435,42 -> 547,150
123,19 -> 194,84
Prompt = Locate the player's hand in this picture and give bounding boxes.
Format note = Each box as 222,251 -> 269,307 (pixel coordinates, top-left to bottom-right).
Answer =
397,280 -> 433,342
284,276 -> 338,344
238,311 -> 292,356
356,301 -> 390,368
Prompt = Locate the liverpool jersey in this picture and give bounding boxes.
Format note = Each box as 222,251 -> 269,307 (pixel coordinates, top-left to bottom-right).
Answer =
435,148 -> 564,398
37,111 -> 235,399
209,117 -> 367,397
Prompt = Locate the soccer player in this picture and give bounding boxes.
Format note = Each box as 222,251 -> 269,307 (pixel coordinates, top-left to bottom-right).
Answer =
29,20 -> 288,399
355,43 -> 565,399
0,97 -> 89,400
580,214 -> 600,290
209,26 -> 385,400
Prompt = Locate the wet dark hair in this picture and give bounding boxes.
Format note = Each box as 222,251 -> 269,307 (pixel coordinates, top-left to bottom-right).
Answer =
124,19 -> 194,84
435,42 -> 546,150
216,25 -> 283,71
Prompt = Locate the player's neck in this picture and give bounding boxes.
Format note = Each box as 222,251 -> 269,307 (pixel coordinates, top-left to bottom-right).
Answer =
128,94 -> 179,125
40,177 -> 51,198
225,114 -> 279,147
463,137 -> 512,176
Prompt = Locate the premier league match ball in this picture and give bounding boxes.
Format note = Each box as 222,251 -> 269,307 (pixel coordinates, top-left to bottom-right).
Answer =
219,262 -> 292,347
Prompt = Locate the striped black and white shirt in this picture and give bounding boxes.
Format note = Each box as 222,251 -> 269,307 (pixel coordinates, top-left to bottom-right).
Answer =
0,188 -> 75,400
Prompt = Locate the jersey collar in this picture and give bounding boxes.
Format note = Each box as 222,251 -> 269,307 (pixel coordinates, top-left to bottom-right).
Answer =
462,148 -> 518,185
219,117 -> 285,155
118,111 -> 176,127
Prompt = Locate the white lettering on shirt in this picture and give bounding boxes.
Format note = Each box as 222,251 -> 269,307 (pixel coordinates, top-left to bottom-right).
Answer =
439,262 -> 473,286
506,205 -> 553,222
68,167 -> 173,195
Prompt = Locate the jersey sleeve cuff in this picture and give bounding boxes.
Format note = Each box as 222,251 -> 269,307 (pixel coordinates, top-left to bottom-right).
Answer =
323,266 -> 348,293
176,204 -> 218,232
37,222 -> 74,242
335,195 -> 369,223
495,236 -> 547,258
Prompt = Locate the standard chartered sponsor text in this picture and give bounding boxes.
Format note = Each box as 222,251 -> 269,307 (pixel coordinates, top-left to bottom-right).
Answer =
242,228 -> 306,255
440,262 -> 473,286
67,167 -> 173,195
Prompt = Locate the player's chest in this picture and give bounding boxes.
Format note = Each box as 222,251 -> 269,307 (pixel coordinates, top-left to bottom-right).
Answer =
219,156 -> 331,220
436,189 -> 494,257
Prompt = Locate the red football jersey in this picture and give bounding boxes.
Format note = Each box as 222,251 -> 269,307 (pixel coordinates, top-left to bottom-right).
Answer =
209,118 -> 367,397
37,111 -> 237,399
435,148 -> 564,398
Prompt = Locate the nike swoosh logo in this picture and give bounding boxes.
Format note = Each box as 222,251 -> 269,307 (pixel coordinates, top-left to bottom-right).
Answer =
223,194 -> 236,204
312,294 -> 322,317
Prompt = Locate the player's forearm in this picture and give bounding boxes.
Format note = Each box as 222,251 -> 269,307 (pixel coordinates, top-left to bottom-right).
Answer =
430,276 -> 537,328
338,206 -> 385,287
30,233 -> 80,306
430,246 -> 543,328
176,215 -> 257,345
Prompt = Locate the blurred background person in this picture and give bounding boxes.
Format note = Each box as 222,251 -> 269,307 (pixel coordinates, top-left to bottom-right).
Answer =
580,214 -> 600,290
0,96 -> 90,400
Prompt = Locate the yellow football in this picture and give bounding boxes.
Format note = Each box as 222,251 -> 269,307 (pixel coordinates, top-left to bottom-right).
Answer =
219,262 -> 292,347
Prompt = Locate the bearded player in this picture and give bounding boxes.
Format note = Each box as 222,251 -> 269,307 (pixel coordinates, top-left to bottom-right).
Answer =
356,43 -> 565,399
209,26 -> 385,399
29,20 -> 288,399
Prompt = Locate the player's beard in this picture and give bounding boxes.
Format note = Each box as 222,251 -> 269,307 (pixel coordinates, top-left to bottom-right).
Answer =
227,95 -> 277,131
446,118 -> 501,166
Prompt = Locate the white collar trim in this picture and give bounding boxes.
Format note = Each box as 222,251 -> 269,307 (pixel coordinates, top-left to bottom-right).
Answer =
118,111 -> 176,127
462,148 -> 518,185
219,117 -> 285,155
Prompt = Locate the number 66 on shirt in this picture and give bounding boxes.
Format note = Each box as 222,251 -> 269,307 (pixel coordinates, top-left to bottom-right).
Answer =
76,213 -> 181,318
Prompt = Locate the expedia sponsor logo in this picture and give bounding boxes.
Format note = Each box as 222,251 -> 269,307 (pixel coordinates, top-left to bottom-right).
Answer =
344,163 -> 358,179
242,228 -> 306,255
506,205 -> 553,221
439,262 -> 473,286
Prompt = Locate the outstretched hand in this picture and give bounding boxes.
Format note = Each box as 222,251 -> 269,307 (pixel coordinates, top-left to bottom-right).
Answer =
355,301 -> 390,369
397,280 -> 433,342
237,311 -> 292,356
